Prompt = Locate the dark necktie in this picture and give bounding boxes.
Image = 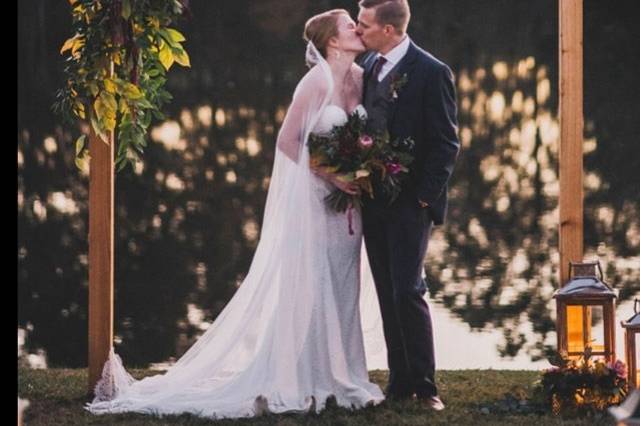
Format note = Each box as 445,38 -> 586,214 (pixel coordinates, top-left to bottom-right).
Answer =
371,56 -> 387,82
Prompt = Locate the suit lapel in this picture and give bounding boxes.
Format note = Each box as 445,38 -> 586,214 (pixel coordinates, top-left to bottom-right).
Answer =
361,52 -> 378,102
387,41 -> 419,127
362,51 -> 377,83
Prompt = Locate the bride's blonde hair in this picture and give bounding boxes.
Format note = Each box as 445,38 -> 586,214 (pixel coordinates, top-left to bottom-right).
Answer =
303,9 -> 350,59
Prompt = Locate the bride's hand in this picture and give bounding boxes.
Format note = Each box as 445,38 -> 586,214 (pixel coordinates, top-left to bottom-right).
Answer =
330,175 -> 361,196
311,166 -> 360,196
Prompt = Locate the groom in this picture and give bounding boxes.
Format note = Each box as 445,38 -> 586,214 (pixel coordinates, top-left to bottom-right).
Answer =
356,0 -> 459,410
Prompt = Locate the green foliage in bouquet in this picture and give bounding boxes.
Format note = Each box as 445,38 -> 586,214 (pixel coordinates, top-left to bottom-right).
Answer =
308,109 -> 415,213
533,349 -> 628,418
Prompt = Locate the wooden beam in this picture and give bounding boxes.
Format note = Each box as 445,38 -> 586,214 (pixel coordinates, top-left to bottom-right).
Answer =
559,0 -> 584,286
88,127 -> 115,394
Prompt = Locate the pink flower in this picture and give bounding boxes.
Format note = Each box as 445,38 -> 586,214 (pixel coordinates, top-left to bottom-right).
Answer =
385,162 -> 402,175
359,135 -> 373,147
608,360 -> 627,379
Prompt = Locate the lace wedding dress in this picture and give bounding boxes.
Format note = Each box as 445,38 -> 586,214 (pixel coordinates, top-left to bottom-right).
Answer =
85,42 -> 386,420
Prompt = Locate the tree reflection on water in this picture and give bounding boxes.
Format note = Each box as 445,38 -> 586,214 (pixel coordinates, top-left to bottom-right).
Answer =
18,0 -> 639,368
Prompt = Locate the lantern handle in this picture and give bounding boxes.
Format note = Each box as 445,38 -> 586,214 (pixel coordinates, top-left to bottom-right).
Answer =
568,261 -> 604,279
595,261 -> 604,280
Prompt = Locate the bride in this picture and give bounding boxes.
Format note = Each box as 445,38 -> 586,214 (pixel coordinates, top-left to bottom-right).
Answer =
86,9 -> 385,419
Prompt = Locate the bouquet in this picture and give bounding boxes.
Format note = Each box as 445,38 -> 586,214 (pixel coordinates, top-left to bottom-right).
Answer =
308,106 -> 415,221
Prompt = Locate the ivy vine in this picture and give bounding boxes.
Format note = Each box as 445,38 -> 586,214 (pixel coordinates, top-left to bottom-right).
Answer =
53,0 -> 191,172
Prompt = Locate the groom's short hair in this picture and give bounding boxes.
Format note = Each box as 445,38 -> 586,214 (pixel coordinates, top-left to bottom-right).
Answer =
358,0 -> 410,35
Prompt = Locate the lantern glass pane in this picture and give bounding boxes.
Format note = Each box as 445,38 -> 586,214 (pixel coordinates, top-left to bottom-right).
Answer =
636,332 -> 640,386
567,305 -> 584,353
589,305 -> 605,352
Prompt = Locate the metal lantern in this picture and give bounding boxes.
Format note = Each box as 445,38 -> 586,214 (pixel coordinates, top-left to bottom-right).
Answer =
622,299 -> 640,389
554,261 -> 617,361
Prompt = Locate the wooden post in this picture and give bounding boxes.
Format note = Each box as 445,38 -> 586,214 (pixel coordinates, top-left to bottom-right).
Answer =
605,301 -> 616,363
88,125 -> 115,393
559,0 -> 584,286
626,327 -> 638,389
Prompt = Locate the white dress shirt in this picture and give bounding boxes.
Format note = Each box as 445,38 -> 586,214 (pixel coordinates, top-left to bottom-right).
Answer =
375,35 -> 411,82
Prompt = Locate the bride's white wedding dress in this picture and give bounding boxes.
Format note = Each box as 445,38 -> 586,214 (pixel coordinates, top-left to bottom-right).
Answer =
85,43 -> 385,420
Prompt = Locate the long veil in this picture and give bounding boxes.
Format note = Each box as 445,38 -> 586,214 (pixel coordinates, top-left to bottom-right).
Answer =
86,41 -> 387,419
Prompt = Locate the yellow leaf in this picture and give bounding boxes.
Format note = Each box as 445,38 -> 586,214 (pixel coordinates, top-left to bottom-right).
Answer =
94,92 -> 117,132
71,37 -> 85,58
60,35 -> 77,54
75,154 -> 90,172
94,97 -> 105,122
103,78 -> 117,94
166,28 -> 186,43
119,98 -> 129,114
159,45 -> 174,70
75,134 -> 87,155
101,91 -> 117,112
123,83 -> 143,99
103,115 -> 116,132
173,48 -> 190,67
133,23 -> 144,35
90,114 -> 109,144
74,100 -> 85,119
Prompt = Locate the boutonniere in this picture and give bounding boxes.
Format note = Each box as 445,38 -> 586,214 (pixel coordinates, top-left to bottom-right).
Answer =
389,73 -> 409,100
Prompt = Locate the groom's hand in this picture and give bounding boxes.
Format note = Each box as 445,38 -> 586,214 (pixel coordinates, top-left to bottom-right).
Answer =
418,199 -> 429,208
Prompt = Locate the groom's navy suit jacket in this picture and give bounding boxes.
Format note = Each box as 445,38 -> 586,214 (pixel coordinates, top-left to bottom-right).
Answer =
360,41 -> 460,225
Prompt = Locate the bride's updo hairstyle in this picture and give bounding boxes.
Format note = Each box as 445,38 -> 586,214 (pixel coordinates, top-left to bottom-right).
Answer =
303,9 -> 350,59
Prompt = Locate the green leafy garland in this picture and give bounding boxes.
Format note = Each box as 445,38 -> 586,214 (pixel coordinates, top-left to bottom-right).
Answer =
53,0 -> 191,172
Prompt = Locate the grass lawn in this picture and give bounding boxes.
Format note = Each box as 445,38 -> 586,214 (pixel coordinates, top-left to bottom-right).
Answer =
18,368 -> 616,425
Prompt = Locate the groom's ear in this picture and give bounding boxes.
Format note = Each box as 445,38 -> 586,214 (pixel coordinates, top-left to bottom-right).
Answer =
382,24 -> 395,36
